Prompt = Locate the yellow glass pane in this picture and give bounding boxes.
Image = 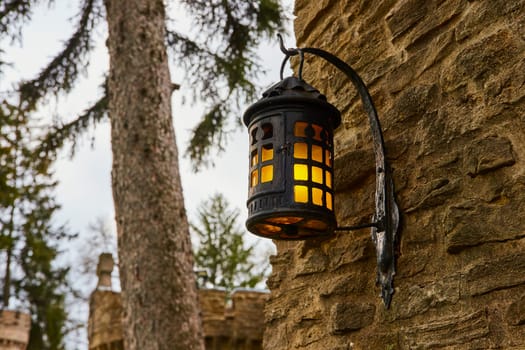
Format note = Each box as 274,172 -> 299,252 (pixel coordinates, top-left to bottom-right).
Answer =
251,170 -> 258,187
294,185 -> 308,203
261,145 -> 273,162
251,150 -> 258,167
294,143 -> 308,159
294,164 -> 308,181
326,170 -> 332,188
261,165 -> 273,183
312,166 -> 323,184
312,145 -> 323,163
325,150 -> 332,167
312,124 -> 322,141
326,192 -> 333,210
294,122 -> 308,137
312,188 -> 323,206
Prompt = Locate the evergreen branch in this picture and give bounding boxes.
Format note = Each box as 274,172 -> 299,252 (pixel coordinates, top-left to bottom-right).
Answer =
18,0 -> 100,111
35,88 -> 108,161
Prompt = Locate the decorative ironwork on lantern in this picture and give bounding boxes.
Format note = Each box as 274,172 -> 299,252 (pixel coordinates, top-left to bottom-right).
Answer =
243,35 -> 400,308
243,77 -> 341,240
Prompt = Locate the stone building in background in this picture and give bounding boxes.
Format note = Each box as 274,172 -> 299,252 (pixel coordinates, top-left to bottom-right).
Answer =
0,311 -> 30,350
88,254 -> 267,350
264,0 -> 525,349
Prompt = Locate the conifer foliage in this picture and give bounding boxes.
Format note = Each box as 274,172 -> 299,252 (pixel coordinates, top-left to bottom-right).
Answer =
191,194 -> 267,292
0,101 -> 72,350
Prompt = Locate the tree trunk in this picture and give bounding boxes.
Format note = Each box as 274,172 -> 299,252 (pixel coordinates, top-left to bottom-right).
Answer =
103,1 -> 204,349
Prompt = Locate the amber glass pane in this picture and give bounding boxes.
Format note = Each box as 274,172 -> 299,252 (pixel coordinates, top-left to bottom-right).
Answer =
266,217 -> 303,225
312,188 -> 323,206
326,192 -> 333,210
303,219 -> 328,231
294,143 -> 308,159
251,170 -> 258,187
254,223 -> 281,235
261,165 -> 273,183
294,122 -> 308,137
326,170 -> 332,188
261,145 -> 273,162
312,145 -> 323,163
312,166 -> 323,184
251,150 -> 258,167
325,150 -> 332,167
312,124 -> 322,141
294,185 -> 308,203
294,164 -> 308,181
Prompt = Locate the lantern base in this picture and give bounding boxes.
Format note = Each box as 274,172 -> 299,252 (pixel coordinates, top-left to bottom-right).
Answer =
246,209 -> 336,240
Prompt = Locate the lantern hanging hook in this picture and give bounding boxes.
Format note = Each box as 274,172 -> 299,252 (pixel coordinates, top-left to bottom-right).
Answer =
278,34 -> 305,80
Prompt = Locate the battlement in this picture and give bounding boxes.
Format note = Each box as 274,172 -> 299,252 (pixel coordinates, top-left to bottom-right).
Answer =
0,310 -> 31,350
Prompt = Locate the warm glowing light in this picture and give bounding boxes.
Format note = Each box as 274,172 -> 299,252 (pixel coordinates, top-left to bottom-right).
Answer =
261,165 -> 273,183
294,164 -> 308,181
303,219 -> 328,230
254,223 -> 281,235
251,151 -> 258,166
294,142 -> 308,159
294,122 -> 308,137
312,188 -> 323,206
312,124 -> 323,141
261,145 -> 273,162
312,145 -> 323,163
326,192 -> 333,210
267,217 -> 303,225
326,171 -> 332,188
312,166 -> 323,184
325,150 -> 331,166
251,170 -> 258,187
294,185 -> 308,203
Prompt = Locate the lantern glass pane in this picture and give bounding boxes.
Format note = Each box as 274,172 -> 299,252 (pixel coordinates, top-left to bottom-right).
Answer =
267,217 -> 302,225
326,192 -> 333,210
312,124 -> 323,141
294,143 -> 308,159
325,150 -> 332,167
294,164 -> 308,181
254,223 -> 281,235
251,150 -> 258,167
303,219 -> 328,231
262,123 -> 273,139
251,127 -> 258,145
312,145 -> 323,163
325,170 -> 332,188
294,185 -> 308,203
251,170 -> 258,187
261,165 -> 273,183
312,166 -> 323,184
294,122 -> 308,137
261,144 -> 273,162
312,188 -> 323,206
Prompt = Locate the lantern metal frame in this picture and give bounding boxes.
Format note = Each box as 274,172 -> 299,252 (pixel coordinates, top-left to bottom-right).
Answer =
276,35 -> 400,308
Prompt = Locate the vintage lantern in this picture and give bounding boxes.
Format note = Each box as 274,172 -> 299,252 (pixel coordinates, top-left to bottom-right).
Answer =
242,35 -> 401,308
243,76 -> 341,239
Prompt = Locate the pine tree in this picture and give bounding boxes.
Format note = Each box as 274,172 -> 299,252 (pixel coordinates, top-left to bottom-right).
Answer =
1,1 -> 285,347
0,101 -> 72,350
191,194 -> 267,292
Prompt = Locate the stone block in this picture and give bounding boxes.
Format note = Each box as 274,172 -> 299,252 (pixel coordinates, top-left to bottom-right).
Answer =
0,310 -> 31,349
330,302 -> 375,333
463,135 -> 515,177
402,310 -> 489,348
385,0 -> 429,39
507,294 -> 525,326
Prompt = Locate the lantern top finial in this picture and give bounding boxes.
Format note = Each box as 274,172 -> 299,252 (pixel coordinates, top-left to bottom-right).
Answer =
261,76 -> 327,101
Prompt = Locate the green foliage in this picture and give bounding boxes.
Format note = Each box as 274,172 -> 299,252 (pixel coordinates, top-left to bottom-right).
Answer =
0,101 -> 73,350
190,194 -> 268,291
2,0 -> 286,169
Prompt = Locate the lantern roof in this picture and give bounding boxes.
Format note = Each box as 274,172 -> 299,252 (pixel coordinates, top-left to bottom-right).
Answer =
243,76 -> 341,129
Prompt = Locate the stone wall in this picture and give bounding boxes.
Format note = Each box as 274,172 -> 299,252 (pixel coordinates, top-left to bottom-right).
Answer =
0,310 -> 30,350
88,288 -> 268,350
264,0 -> 525,349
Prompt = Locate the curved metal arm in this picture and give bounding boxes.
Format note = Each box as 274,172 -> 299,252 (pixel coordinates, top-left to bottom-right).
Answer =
278,35 -> 400,308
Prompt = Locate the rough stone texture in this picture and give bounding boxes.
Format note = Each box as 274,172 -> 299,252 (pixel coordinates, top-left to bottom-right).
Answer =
263,0 -> 525,349
88,288 -> 268,350
0,310 -> 30,350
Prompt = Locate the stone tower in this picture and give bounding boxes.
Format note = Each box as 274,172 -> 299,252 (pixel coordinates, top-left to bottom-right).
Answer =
263,0 -> 525,348
0,310 -> 31,350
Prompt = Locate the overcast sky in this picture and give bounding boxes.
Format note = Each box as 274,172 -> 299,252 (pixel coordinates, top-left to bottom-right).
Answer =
1,1 -> 294,348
